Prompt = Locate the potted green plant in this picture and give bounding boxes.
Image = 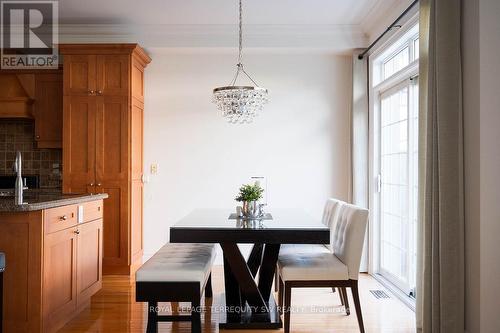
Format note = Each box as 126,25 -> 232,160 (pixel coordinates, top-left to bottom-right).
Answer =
235,182 -> 264,218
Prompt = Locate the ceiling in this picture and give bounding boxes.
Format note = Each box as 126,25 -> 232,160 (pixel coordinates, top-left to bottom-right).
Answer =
59,0 -> 381,25
57,0 -> 414,52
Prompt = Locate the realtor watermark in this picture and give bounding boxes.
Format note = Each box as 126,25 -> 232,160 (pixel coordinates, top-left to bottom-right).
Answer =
149,304 -> 349,315
0,0 -> 58,69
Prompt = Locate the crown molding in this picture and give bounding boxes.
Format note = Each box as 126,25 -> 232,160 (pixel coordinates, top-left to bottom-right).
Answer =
58,23 -> 368,54
359,0 -> 417,42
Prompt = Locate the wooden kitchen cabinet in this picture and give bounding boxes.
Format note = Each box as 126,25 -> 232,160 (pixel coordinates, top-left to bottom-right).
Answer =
0,71 -> 62,147
43,226 -> 78,332
42,218 -> 102,331
0,199 -> 104,333
62,95 -> 97,194
76,218 -> 103,305
63,55 -> 96,96
60,44 -> 151,275
34,73 -> 63,148
63,54 -> 129,97
96,54 -> 130,96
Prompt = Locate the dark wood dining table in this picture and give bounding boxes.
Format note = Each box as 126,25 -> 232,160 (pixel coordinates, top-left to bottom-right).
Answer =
169,209 -> 330,330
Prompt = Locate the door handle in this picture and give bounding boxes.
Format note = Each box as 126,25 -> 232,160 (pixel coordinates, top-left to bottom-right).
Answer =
377,174 -> 382,193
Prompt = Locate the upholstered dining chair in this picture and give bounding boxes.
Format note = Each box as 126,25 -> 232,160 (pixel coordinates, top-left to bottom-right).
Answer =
277,203 -> 369,333
279,198 -> 344,255
276,199 -> 347,302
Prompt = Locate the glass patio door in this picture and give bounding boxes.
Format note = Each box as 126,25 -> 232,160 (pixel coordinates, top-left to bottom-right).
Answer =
378,79 -> 418,296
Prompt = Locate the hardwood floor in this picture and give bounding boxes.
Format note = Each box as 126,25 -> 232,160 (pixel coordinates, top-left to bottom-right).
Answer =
59,266 -> 415,333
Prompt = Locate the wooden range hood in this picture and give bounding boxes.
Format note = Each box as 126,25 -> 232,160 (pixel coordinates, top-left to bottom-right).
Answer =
0,74 -> 35,118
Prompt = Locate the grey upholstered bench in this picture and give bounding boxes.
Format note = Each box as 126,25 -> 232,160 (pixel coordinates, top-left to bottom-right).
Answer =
136,243 -> 216,333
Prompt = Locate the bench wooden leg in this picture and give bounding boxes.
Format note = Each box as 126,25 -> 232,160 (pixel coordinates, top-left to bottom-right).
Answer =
205,273 -> 213,298
146,301 -> 158,333
274,268 -> 279,292
283,283 -> 292,333
191,297 -> 201,333
278,276 -> 284,314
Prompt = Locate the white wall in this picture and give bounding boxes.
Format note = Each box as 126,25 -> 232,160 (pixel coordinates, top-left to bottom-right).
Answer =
479,0 -> 500,331
142,50 -> 352,257
463,0 -> 500,331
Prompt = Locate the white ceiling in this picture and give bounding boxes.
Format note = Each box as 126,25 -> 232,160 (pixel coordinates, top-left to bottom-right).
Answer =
57,0 -> 414,52
60,0 -> 380,25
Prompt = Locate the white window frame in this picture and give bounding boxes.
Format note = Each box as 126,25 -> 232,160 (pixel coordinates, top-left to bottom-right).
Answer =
368,14 -> 419,306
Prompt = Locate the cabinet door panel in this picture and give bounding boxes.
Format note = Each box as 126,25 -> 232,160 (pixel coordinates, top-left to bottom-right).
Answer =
63,55 -> 96,96
62,96 -> 96,194
43,228 -> 77,331
95,96 -> 128,181
77,219 -> 103,306
97,55 -> 129,96
100,186 -> 127,268
34,73 -> 63,148
95,96 -> 129,269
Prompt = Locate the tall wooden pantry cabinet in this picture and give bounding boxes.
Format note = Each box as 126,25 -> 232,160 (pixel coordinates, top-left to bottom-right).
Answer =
59,44 -> 151,274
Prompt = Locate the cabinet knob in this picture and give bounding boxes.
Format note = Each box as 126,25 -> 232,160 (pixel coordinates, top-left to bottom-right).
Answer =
97,90 -> 103,95
74,230 -> 80,235
35,135 -> 40,139
97,183 -> 102,187
59,215 -> 68,221
89,90 -> 95,95
89,183 -> 94,187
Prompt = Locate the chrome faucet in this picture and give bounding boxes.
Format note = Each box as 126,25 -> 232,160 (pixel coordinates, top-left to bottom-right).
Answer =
13,151 -> 23,205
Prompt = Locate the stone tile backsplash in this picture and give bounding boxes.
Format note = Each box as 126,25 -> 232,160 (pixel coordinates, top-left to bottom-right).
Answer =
0,119 -> 62,189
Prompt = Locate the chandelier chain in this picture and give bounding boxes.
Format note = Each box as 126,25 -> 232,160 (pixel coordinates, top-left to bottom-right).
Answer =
238,0 -> 243,64
230,0 -> 260,87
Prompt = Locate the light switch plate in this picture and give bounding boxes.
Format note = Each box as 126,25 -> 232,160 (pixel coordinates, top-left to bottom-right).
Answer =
150,163 -> 158,175
77,205 -> 84,223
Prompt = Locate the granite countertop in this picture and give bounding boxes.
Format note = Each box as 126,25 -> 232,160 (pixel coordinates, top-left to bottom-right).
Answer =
0,191 -> 108,212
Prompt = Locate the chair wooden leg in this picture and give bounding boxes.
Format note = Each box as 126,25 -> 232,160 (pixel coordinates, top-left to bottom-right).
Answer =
338,288 -> 345,306
205,273 -> 213,298
351,281 -> 365,333
278,277 -> 284,314
284,283 -> 292,333
146,301 -> 158,333
341,287 -> 350,315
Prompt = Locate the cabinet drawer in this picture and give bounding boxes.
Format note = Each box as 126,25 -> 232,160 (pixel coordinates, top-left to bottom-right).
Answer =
45,205 -> 78,234
81,200 -> 103,223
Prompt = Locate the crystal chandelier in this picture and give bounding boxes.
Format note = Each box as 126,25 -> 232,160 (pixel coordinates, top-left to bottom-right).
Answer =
212,0 -> 268,124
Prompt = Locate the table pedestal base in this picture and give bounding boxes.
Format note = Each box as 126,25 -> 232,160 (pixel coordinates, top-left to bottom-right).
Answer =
218,293 -> 282,330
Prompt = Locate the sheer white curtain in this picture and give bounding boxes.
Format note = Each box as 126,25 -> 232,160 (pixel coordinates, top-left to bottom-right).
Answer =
417,0 -> 465,331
